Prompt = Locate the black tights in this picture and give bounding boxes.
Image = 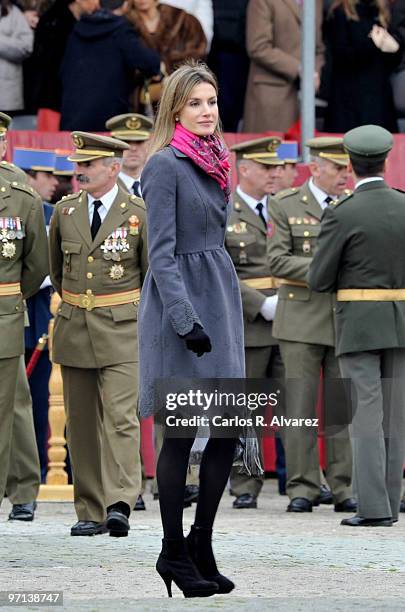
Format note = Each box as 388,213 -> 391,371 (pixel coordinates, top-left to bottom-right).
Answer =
156,434 -> 238,539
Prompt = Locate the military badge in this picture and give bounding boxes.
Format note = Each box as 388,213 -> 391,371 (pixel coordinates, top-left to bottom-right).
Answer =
109,264 -> 125,280
267,221 -> 275,238
128,215 -> 140,236
309,218 -> 318,225
126,117 -> 141,130
72,134 -> 85,148
302,240 -> 311,254
296,218 -> 303,225
0,216 -> 25,241
2,241 -> 16,258
62,207 -> 75,215
288,217 -> 296,225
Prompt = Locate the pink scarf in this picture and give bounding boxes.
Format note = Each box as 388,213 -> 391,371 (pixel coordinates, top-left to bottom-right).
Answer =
170,123 -> 231,200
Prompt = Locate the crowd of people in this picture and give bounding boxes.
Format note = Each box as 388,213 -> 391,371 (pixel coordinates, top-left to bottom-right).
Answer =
0,0 -> 405,132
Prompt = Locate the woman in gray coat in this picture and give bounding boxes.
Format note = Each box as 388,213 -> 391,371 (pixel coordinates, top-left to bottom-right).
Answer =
139,62 -> 244,597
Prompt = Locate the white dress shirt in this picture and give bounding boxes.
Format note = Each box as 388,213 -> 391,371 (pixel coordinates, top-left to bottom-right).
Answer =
236,185 -> 268,222
355,177 -> 384,189
308,178 -> 337,210
119,171 -> 142,196
88,184 -> 118,224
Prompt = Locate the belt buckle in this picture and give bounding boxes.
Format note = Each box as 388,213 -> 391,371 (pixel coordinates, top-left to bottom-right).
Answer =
79,290 -> 95,311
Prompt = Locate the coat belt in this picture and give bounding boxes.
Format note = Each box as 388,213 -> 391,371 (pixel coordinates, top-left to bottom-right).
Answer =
0,282 -> 21,296
243,276 -> 281,290
62,288 -> 141,311
337,289 -> 405,301
274,278 -> 308,288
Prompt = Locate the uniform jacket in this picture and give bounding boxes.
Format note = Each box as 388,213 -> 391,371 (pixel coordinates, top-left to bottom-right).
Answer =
0,175 -> 48,358
243,0 -> 324,132
309,180 -> 405,356
25,203 -> 54,350
225,190 -> 277,347
60,10 -> 160,131
0,5 -> 33,111
268,181 -> 336,346
49,186 -> 148,368
138,146 -> 245,417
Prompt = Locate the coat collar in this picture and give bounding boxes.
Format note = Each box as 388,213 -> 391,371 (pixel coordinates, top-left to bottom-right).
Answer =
355,179 -> 388,193
299,181 -> 324,221
232,190 -> 267,234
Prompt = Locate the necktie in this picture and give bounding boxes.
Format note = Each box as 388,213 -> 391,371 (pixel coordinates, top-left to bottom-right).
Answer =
132,180 -> 141,197
324,196 -> 333,206
91,200 -> 102,240
256,202 -> 267,229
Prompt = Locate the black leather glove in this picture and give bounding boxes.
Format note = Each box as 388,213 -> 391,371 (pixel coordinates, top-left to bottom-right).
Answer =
181,324 -> 212,357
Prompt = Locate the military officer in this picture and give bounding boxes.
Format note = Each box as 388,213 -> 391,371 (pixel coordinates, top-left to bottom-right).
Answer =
225,136 -> 285,508
0,172 -> 48,506
0,112 -> 27,184
12,149 -> 57,483
274,141 -> 299,193
268,137 -> 356,513
106,113 -> 153,197
49,132 -> 148,537
309,125 -> 405,527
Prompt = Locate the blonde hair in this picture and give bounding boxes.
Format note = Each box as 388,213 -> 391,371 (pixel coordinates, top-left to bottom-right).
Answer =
148,61 -> 221,158
329,0 -> 390,27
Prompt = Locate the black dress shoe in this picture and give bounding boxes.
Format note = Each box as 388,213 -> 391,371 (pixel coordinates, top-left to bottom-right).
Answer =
71,520 -> 107,536
184,485 -> 199,505
233,493 -> 257,509
334,498 -> 357,512
8,502 -> 37,522
313,484 -> 333,506
400,500 -> 405,513
134,495 -> 146,511
341,515 -> 393,527
287,497 -> 312,512
106,508 -> 130,537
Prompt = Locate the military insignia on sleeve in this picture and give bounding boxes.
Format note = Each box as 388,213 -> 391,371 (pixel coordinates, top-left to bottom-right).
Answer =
109,263 -> 125,280
128,215 -> 140,235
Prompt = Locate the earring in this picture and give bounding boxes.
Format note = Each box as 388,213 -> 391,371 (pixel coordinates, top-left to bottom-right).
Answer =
175,116 -> 179,122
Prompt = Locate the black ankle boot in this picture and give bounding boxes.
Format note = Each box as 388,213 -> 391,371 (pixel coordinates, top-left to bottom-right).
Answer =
186,525 -> 234,594
156,537 -> 218,598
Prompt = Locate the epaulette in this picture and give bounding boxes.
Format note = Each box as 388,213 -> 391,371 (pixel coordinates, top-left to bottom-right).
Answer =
274,187 -> 298,200
58,190 -> 82,203
333,192 -> 353,208
1,160 -> 15,168
130,194 -> 146,210
10,181 -> 36,196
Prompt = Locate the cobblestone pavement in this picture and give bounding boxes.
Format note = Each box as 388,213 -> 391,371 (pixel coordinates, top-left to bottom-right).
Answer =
1,480 -> 405,611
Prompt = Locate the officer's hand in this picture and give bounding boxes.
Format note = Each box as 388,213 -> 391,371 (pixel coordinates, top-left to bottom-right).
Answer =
181,324 -> 212,357
260,295 -> 278,321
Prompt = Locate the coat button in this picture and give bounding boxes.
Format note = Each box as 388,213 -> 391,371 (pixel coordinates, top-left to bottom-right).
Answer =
87,272 -> 93,279
15,305 -> 19,311
88,256 -> 94,263
221,206 -> 226,211
304,231 -> 309,237
221,223 -> 225,228
288,292 -> 294,299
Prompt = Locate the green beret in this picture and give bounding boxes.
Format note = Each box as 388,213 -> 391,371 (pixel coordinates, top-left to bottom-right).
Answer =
343,125 -> 393,163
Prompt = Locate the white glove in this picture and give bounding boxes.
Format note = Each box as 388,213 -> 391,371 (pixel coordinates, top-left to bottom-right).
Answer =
260,295 -> 278,321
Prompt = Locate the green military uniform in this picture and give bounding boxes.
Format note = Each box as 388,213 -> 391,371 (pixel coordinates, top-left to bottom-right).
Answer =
49,132 -> 148,523
0,175 -> 48,502
309,125 -> 405,524
0,114 -> 41,514
225,137 -> 285,503
268,138 -> 353,506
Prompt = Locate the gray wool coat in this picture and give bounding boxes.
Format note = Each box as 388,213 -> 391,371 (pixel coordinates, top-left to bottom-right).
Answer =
138,145 -> 245,417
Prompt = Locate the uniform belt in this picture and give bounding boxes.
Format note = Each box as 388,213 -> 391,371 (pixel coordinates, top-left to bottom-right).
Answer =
243,276 -> 280,290
337,289 -> 405,301
62,288 -> 141,311
274,278 -> 308,288
0,282 -> 21,296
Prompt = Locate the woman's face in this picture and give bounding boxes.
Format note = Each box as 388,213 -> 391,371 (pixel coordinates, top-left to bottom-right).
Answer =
178,82 -> 219,137
133,0 -> 156,11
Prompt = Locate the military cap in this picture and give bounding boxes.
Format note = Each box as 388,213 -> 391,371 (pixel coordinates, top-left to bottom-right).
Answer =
0,111 -> 11,136
276,141 -> 299,164
68,131 -> 129,162
105,113 -> 153,142
306,136 -> 349,167
343,124 -> 393,163
53,150 -> 74,176
13,147 -> 56,172
231,136 -> 284,165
